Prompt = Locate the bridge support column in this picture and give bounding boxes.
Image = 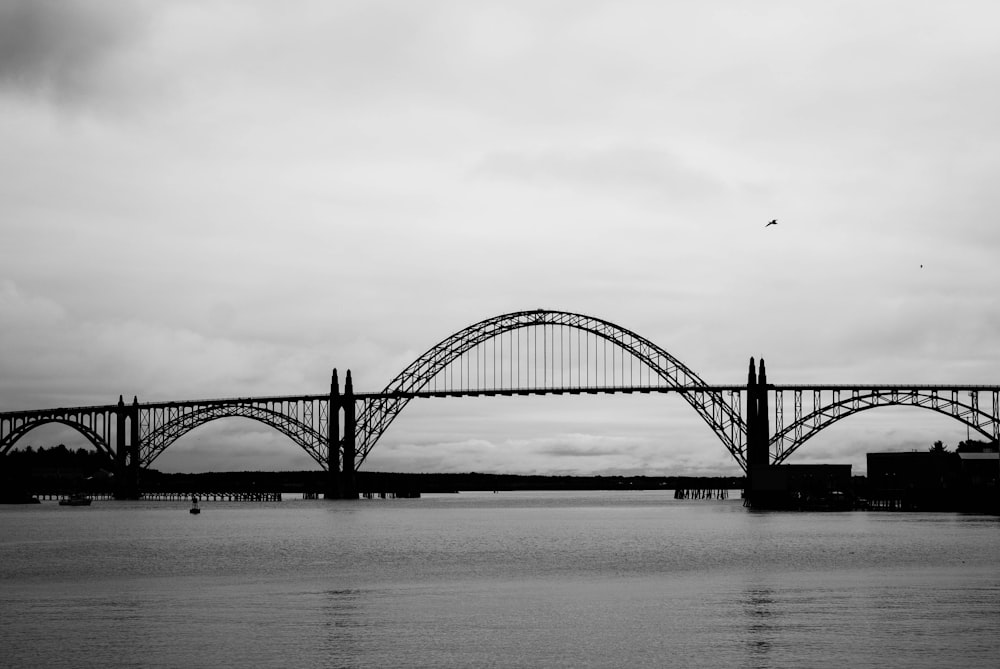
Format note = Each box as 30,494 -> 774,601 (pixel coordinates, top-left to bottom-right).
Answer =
114,396 -> 129,499
123,396 -> 141,500
325,369 -> 343,499
341,370 -> 358,499
757,359 -> 770,461
745,358 -> 772,505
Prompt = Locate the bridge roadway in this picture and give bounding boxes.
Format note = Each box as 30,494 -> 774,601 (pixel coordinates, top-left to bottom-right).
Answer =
92,383 -> 1000,407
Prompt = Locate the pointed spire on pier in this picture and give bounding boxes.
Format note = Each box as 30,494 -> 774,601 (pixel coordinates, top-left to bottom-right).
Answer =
341,369 -> 358,499
746,356 -> 770,472
757,358 -> 769,442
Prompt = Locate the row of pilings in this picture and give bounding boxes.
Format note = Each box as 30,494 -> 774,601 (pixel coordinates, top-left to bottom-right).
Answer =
674,489 -> 730,500
34,492 -> 117,501
140,491 -> 282,502
33,491 -> 282,502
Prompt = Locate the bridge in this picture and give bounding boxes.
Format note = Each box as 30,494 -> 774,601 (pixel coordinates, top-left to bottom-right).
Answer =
2,309 -> 998,498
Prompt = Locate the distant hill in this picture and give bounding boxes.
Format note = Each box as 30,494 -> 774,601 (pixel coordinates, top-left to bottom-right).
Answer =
2,445 -> 745,496
139,470 -> 744,495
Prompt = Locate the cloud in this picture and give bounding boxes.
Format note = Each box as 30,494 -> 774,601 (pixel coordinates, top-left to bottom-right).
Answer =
472,146 -> 732,204
0,278 -> 65,326
151,419 -> 321,473
0,0 -> 146,104
366,428 -> 738,477
362,394 -> 739,476
0,280 -> 330,409
536,435 -> 629,458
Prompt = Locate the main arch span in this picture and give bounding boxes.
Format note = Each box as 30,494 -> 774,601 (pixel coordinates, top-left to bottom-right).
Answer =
353,309 -> 746,468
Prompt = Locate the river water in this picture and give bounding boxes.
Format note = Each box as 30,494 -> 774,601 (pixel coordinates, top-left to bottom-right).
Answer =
2,491 -> 998,668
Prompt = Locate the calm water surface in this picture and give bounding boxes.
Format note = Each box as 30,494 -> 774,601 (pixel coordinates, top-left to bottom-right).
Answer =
2,491 -> 998,668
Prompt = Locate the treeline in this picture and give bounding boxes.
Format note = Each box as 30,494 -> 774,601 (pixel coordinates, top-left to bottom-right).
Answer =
4,444 -> 114,473
1,445 -> 113,501
141,470 -> 746,495
351,472 -> 745,494
2,444 -> 747,496
943,439 -> 998,453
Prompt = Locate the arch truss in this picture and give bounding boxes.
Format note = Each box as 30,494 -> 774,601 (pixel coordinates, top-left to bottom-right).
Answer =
139,397 -> 331,468
770,386 -> 1000,463
1,406 -> 117,461
354,309 -> 747,468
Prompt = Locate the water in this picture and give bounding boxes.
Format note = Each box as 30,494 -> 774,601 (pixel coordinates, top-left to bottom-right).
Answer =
2,491 -> 998,668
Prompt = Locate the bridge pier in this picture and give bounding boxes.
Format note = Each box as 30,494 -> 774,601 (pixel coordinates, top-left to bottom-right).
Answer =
115,396 -> 127,499
326,369 -> 342,499
745,357 -> 771,504
323,369 -> 358,499
341,370 -> 358,499
114,396 -> 141,500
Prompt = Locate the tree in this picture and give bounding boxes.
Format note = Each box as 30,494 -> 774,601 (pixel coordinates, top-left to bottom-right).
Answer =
929,440 -> 949,454
957,439 -> 998,453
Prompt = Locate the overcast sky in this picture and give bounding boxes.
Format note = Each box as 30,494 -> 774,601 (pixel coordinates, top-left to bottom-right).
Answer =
2,0 -> 998,476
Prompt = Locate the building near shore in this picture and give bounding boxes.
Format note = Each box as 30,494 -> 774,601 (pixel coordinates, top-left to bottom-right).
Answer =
746,464 -> 854,510
867,445 -> 999,512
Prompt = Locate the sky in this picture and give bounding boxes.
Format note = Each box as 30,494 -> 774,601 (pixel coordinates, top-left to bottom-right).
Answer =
2,0 -> 999,476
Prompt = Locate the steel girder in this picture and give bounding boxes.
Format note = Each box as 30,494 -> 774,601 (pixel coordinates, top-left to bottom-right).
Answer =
354,309 -> 747,469
1,411 -> 116,460
139,401 -> 327,468
771,388 -> 1000,463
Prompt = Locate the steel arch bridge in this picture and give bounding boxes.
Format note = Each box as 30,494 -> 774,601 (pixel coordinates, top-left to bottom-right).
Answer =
2,308 -> 998,498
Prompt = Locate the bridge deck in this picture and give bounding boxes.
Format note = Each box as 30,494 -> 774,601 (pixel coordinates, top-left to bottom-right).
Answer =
3,384 -> 1000,417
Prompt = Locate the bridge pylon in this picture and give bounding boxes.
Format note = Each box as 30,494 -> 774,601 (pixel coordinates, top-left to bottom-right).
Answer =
341,370 -> 358,499
324,368 -> 358,500
326,369 -> 342,499
746,357 -> 771,493
115,395 -> 127,498
112,395 -> 141,500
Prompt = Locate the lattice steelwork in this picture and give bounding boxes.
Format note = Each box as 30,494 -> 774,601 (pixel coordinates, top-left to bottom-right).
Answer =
769,386 -> 1000,462
0,405 -> 117,460
138,396 -> 331,467
353,309 -> 747,468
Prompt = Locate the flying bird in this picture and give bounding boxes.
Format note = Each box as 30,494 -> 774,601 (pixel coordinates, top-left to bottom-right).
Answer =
765,219 -> 777,227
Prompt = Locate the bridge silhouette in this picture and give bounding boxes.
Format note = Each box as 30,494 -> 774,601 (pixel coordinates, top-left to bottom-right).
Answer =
2,309 -> 998,498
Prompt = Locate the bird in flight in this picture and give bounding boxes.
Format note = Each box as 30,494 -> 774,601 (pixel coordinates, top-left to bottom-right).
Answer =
765,219 -> 777,227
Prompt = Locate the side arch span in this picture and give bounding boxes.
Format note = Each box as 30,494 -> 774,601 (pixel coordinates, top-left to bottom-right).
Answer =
355,309 -> 746,468
0,418 -> 114,460
141,404 -> 326,468
772,389 -> 999,463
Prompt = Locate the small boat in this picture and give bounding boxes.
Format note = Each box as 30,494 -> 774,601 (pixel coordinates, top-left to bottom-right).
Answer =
59,493 -> 92,507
